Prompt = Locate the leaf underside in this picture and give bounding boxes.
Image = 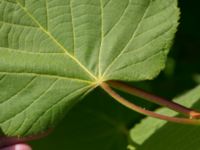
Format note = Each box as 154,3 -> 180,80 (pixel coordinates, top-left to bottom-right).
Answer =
0,0 -> 179,136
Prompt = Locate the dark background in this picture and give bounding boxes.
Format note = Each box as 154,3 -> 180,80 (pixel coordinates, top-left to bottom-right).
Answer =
150,0 -> 200,98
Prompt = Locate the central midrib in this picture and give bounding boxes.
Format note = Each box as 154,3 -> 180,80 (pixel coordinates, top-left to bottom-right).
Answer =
16,0 -> 97,81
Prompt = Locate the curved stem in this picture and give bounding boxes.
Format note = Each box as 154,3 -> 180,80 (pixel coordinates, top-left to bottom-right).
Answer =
100,82 -> 200,125
108,81 -> 200,119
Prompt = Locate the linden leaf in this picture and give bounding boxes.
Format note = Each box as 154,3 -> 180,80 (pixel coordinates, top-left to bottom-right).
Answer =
0,0 -> 179,136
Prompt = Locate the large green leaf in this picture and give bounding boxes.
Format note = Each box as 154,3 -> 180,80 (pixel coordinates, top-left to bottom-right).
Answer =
129,85 -> 200,150
0,0 -> 179,136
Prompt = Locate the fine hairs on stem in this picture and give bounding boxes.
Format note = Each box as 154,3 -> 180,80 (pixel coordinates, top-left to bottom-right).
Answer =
100,81 -> 200,125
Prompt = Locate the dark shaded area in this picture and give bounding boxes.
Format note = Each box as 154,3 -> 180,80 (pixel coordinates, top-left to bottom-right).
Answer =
145,0 -> 200,98
31,88 -> 142,150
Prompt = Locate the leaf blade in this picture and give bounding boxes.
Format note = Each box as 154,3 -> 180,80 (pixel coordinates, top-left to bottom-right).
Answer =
0,0 -> 179,136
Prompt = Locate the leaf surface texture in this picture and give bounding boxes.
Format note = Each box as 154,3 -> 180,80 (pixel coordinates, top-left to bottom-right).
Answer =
0,0 -> 179,136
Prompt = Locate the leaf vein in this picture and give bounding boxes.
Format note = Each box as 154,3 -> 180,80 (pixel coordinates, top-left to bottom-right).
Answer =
123,23 -> 173,55
110,50 -> 163,74
69,0 -> 76,56
102,0 -> 152,77
45,0 -> 49,30
0,71 -> 92,84
23,85 -> 92,135
0,76 -> 36,105
0,75 -> 6,82
103,0 -> 112,8
103,0 -> 130,37
107,25 -> 174,74
0,21 -> 39,28
15,0 -> 97,80
0,79 -> 58,124
12,112 -> 27,135
0,47 -> 64,54
98,0 -> 104,77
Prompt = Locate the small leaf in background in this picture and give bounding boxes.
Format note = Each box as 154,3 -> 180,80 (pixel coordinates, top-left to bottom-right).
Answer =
129,85 -> 200,150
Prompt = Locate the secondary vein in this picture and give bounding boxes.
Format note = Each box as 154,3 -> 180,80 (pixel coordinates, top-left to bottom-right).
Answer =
102,0 -> 152,78
0,71 -> 93,84
98,0 -> 104,77
15,0 -> 97,81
